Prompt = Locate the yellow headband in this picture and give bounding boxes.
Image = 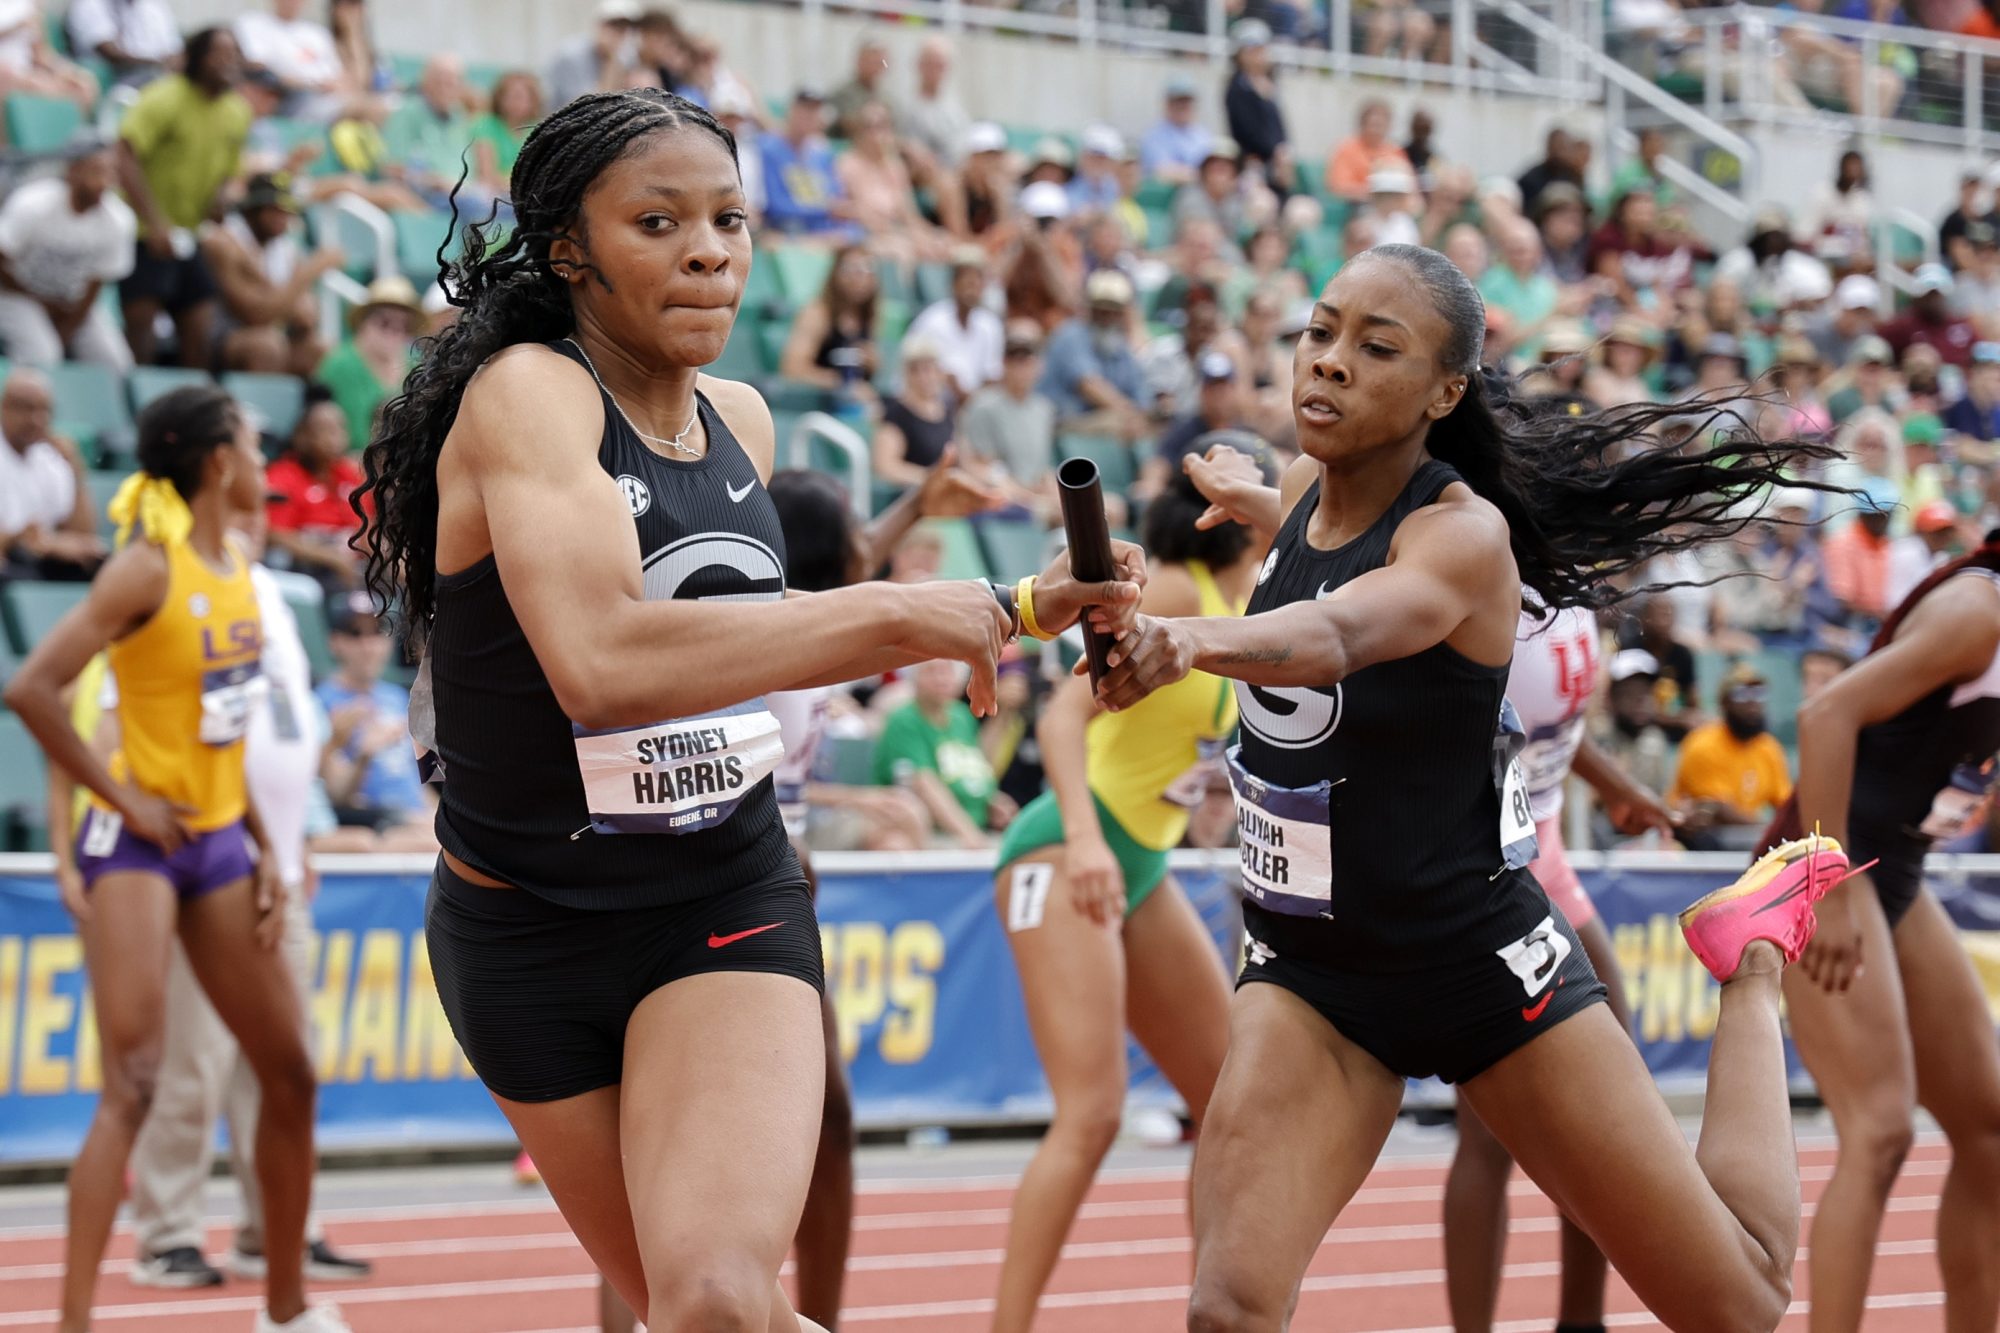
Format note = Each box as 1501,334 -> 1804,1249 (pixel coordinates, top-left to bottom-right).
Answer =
107,474 -> 193,549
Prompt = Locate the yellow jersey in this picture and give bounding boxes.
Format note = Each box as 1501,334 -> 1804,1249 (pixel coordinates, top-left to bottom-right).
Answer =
1086,560 -> 1241,850
95,537 -> 264,832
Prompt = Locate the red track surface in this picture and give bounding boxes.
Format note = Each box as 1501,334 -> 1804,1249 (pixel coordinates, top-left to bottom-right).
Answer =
0,1138 -> 1953,1331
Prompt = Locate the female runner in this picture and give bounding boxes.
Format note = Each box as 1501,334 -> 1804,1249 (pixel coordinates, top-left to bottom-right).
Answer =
355,89 -> 1139,1332
5,387 -> 331,1333
1762,534 -> 2000,1333
988,463 -> 1264,1332
1088,243 -> 1846,1333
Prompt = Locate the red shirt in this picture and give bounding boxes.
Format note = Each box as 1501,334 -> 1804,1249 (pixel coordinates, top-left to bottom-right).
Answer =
1880,310 -> 1979,369
267,455 -> 365,534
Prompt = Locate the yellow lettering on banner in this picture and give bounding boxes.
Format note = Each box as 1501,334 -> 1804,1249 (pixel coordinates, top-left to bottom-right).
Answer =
0,936 -> 22,1095
881,923 -> 943,1065
312,931 -> 353,1083
1614,914 -> 1722,1045
75,989 -> 100,1093
402,934 -> 473,1081
20,936 -> 80,1094
340,929 -> 403,1084
831,923 -> 888,1064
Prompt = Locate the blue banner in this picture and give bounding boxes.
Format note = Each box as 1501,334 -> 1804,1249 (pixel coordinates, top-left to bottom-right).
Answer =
0,852 -> 1994,1163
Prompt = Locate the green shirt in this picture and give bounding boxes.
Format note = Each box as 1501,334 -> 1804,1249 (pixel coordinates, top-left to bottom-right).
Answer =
316,340 -> 411,453
383,100 -> 475,182
1605,160 -> 1677,211
120,76 -> 253,230
874,701 -> 995,824
1478,265 -> 1558,359
469,113 -> 531,178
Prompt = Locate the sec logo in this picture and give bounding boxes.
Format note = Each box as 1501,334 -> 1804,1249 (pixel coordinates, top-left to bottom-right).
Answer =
616,474 -> 651,517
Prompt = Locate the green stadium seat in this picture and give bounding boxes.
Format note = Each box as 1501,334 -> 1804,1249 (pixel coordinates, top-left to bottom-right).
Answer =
708,324 -> 766,383
84,469 -> 128,539
822,733 -> 876,786
770,247 -> 834,310
4,94 -> 82,153
126,365 -> 211,416
1134,178 -> 1178,212
741,252 -> 788,319
0,713 -> 46,851
1293,158 -> 1327,203
464,62 -> 507,94
1055,435 -> 1137,495
0,634 -> 18,699
756,321 -> 791,376
1,581 -> 87,656
913,263 -> 953,308
280,580 -> 335,682
975,518 -> 1051,583
393,209 -> 459,287
46,361 -> 134,458
923,518 -> 990,583
221,372 -> 306,440
386,52 -> 426,90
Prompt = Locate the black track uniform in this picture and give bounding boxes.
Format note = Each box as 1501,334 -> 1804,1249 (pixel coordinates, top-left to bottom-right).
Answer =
1230,459 -> 1603,1084
426,340 -> 821,1102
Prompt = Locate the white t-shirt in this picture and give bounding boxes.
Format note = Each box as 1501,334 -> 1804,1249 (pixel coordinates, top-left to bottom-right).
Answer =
1507,604 -> 1602,823
1886,535 -> 1948,609
0,177 -> 137,304
220,211 -> 300,286
234,12 -> 343,91
906,299 -> 1005,400
0,435 -> 78,538
247,565 -> 324,887
66,0 -> 183,63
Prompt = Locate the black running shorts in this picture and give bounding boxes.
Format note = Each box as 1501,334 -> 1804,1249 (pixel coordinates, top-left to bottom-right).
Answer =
426,858 -> 824,1102
1239,906 -> 1606,1085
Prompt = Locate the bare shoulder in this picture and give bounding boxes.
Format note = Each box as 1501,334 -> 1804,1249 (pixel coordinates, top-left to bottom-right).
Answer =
698,374 -> 778,479
1276,454 -> 1318,513
451,343 -> 605,472
91,540 -> 170,627
1393,484 -> 1515,577
1898,568 -> 2000,666
1139,561 -> 1203,618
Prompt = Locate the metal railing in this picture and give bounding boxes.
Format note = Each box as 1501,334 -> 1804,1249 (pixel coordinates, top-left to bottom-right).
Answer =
788,411 -> 874,518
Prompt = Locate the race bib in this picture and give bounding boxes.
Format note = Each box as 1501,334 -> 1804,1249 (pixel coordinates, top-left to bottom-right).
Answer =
198,661 -> 266,747
572,700 -> 785,835
1918,758 -> 2000,842
1163,737 -> 1227,810
268,686 -> 303,742
1225,745 -> 1335,918
1494,700 -> 1539,870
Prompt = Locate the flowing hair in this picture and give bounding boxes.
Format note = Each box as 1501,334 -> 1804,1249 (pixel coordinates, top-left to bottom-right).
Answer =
1362,244 -> 1844,611
351,88 -> 738,646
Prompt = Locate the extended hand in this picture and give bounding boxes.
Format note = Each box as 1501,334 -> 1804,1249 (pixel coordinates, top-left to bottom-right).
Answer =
1032,539 -> 1147,638
1080,615 -> 1196,711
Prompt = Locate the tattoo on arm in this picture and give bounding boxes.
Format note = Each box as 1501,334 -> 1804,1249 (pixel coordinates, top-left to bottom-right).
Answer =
1213,645 -> 1293,666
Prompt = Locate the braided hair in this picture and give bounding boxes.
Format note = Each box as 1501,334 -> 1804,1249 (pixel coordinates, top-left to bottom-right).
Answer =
353,89 -> 738,643
1358,244 -> 1844,611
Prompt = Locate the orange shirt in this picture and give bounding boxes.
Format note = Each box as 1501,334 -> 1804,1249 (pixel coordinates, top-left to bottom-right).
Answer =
1326,138 -> 1413,201
1821,521 -> 1893,618
1669,722 -> 1793,816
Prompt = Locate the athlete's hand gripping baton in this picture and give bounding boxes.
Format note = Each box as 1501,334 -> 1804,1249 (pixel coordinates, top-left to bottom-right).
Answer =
1057,456 -> 1117,689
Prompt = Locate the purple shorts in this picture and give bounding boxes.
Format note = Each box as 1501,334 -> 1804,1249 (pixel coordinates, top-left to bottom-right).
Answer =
74,807 -> 252,899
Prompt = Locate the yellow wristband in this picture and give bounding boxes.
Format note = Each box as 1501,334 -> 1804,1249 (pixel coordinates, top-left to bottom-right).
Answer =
1016,576 -> 1053,641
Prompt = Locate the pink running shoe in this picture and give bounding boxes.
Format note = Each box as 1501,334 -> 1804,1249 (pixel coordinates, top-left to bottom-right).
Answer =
1679,835 -> 1850,981
514,1150 -> 541,1187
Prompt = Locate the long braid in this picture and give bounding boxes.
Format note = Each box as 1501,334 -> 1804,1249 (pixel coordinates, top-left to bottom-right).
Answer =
352,89 -> 738,647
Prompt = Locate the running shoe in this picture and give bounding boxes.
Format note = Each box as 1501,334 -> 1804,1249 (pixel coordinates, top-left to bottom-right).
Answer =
130,1246 -> 225,1288
514,1149 -> 541,1187
232,1240 -> 373,1282
1679,834 -> 1850,980
252,1302 -> 352,1333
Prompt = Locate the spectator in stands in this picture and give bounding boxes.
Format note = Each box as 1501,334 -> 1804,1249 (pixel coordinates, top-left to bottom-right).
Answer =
544,0 -> 638,110
315,275 -> 422,452
628,9 -> 692,96
1708,488 -> 1829,650
1807,273 -> 1880,368
1886,498 -> 1960,604
1404,107 -> 1437,179
711,92 -> 765,218
830,37 -> 893,140
1361,0 -> 1440,58
1584,317 -> 1660,408
1223,20 -> 1294,195
1670,662 -> 1792,851
118,27 -> 250,370
900,35 -> 966,169
0,139 -> 134,373
1325,99 -> 1413,203
874,658 -> 1015,848
1607,126 -> 1675,208
1778,2 -> 1904,120
317,591 -> 433,835
874,338 -> 959,490
1004,182 -> 1084,332
1881,262 -> 1979,367
384,55 -> 478,213
1941,168 -> 2000,270
1944,339 -> 2000,439
777,243 -> 881,407
202,172 -> 342,378
1067,126 -> 1124,217
1620,592 -> 1702,736
760,89 -> 855,240
1236,290 -> 1296,439
842,101 -> 949,263
1140,77 -> 1212,185
960,320 -> 1058,507
1595,648 -> 1675,822
1589,189 -> 1695,312
235,0 -> 352,121
1140,352 -> 1252,501
907,248 -> 1004,402
265,388 -> 364,592
1531,181 -> 1591,284
0,369 -> 103,581
1040,268 -> 1147,439
1024,138 -> 1075,190
1800,147 -> 1876,258
0,0 -> 97,110
66,0 -> 181,89
1823,333 -> 1898,422
1798,642 -> 1851,700
952,122 -> 1014,244
1517,127 -> 1584,216
1228,225 -> 1308,316
1952,221 -> 2000,331
1478,218 -> 1564,361
328,0 -> 392,97
1362,166 -> 1421,247
1172,139 -> 1254,242
677,32 -> 759,120
1822,476 -> 1899,624
1145,286 -> 1245,417
1766,334 -> 1832,440
1714,205 -> 1832,320
471,71 -> 544,200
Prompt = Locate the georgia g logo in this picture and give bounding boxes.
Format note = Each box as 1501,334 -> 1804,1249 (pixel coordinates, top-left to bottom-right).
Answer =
1235,680 -> 1342,749
641,532 -> 786,603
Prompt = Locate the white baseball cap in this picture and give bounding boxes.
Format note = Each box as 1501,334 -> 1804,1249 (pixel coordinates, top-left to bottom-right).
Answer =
1609,649 -> 1660,683
1835,274 -> 1881,311
1080,124 -> 1126,160
1020,180 -> 1072,221
962,121 -> 1007,156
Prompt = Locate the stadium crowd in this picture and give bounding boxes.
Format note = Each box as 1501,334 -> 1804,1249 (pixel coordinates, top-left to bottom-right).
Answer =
4,0 -> 2000,865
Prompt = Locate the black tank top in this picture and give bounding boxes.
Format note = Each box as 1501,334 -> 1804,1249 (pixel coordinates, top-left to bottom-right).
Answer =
427,339 -> 799,909
1236,458 -> 1548,972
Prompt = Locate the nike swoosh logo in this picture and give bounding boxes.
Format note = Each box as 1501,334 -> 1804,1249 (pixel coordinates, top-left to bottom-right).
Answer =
726,479 -> 755,503
708,921 -> 783,948
1750,881 -> 1813,915
1521,991 -> 1554,1022
1317,582 -> 1333,600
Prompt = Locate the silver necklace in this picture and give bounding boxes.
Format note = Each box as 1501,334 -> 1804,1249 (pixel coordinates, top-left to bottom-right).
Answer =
564,338 -> 701,459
